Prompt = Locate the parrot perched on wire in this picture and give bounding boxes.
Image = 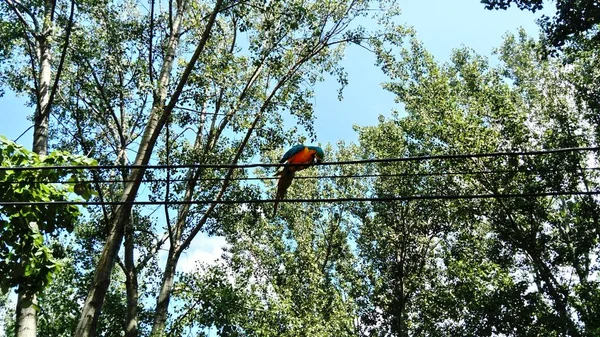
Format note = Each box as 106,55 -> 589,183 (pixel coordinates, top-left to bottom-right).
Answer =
273,144 -> 324,216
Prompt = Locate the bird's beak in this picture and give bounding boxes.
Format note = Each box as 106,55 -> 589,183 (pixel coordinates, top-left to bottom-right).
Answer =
315,157 -> 323,163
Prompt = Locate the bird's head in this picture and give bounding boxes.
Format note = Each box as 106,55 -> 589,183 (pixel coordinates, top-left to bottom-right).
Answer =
310,146 -> 324,163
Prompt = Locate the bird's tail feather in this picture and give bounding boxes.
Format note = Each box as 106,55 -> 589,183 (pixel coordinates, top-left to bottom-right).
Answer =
273,170 -> 295,217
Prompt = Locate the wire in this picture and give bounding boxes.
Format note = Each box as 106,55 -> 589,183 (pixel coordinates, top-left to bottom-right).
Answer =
14,125 -> 34,142
1,146 -> 599,172
173,106 -> 229,116
3,166 -> 600,185
1,191 -> 597,206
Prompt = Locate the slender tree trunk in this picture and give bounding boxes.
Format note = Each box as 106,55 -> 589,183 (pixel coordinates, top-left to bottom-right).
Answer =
148,34 -> 327,334
75,199 -> 133,337
33,31 -> 51,155
150,248 -> 181,337
15,288 -> 37,337
124,217 -> 139,337
16,3 -> 53,335
74,39 -> 179,337
74,0 -> 223,333
149,127 -> 208,336
149,43 -> 262,336
149,104 -> 265,336
528,250 -> 580,337
391,217 -> 407,337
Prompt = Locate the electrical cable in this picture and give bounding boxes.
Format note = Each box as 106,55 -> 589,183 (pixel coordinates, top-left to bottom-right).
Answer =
3,167 -> 599,185
1,146 -> 598,172
1,191 -> 597,206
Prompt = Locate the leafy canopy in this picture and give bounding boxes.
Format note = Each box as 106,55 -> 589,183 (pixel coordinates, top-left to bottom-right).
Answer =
481,0 -> 600,49
0,135 -> 96,295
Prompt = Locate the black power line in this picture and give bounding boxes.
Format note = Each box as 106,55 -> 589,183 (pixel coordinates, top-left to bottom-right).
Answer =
3,167 -> 600,185
1,146 -> 598,172
1,191 -> 597,206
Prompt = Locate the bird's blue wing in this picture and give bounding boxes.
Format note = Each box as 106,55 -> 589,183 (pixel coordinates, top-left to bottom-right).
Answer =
279,144 -> 305,163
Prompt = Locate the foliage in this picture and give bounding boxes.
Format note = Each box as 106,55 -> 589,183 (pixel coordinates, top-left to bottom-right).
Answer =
0,135 -> 96,295
361,28 -> 600,336
169,145 -> 364,336
1,291 -> 15,335
0,0 -> 390,334
2,0 -> 600,336
481,0 -> 600,50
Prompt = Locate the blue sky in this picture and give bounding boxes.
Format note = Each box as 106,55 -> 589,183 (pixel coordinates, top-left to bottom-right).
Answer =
0,0 -> 553,277
0,1 -> 554,334
179,0 -> 554,287
0,1 -> 552,150
1,1 -> 552,279
312,0 -> 552,145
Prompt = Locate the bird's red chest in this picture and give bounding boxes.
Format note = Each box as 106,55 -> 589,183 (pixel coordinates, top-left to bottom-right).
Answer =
287,148 -> 315,164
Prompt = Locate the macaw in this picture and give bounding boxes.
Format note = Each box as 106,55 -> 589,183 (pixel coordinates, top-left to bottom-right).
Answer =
273,144 -> 324,216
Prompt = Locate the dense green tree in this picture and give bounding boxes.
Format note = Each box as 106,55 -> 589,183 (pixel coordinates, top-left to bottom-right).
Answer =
0,136 -> 95,336
481,0 -> 600,50
363,28 -> 600,336
2,0 -> 392,335
1,0 -> 82,333
169,145 -> 364,336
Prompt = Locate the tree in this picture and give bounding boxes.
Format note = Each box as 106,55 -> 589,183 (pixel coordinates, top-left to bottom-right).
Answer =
481,0 -> 600,50
169,144 -> 364,336
142,0 -> 380,334
2,0 -> 390,335
353,119 -> 465,336
0,0 -> 81,333
0,0 -> 77,155
0,135 -> 95,336
364,29 -> 600,335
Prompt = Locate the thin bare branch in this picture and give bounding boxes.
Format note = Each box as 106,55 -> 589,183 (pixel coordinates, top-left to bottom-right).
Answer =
84,58 -> 127,150
5,0 -> 38,35
71,90 -> 112,224
44,0 -> 76,118
135,232 -> 169,273
163,0 -> 224,116
164,121 -> 175,244
116,256 -> 126,274
48,0 -> 57,22
22,39 -> 41,113
149,0 -> 155,84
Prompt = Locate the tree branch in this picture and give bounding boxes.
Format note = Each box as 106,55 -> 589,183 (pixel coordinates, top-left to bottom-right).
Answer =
149,0 -> 155,84
164,120 -> 175,244
5,0 -> 38,36
135,233 -> 169,273
23,40 -> 41,115
44,0 -> 76,118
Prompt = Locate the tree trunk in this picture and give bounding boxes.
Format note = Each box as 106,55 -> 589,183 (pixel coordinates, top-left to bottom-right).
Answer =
74,57 -> 176,337
74,202 -> 131,337
33,31 -> 51,155
149,101 -> 268,335
74,0 -> 223,333
391,216 -> 407,337
16,4 -> 53,335
528,250 -> 580,337
15,288 -> 37,337
148,36 -> 324,334
124,217 -> 139,337
150,248 -> 180,337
